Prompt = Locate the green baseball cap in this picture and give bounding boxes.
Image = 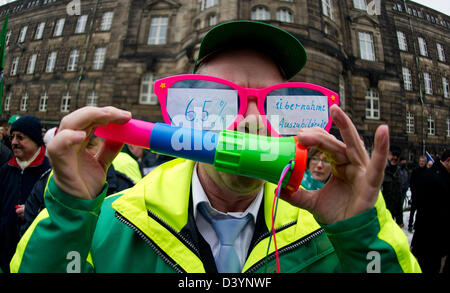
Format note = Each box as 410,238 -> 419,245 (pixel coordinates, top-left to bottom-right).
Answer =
8,115 -> 20,124
193,20 -> 307,80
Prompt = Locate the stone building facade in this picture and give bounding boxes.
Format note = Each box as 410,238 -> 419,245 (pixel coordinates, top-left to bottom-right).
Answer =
0,0 -> 448,162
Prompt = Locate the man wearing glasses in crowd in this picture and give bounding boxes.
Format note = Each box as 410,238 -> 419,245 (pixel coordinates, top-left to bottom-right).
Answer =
11,21 -> 420,273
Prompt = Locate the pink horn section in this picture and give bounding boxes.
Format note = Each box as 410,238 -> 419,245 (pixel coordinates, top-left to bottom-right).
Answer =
94,119 -> 155,149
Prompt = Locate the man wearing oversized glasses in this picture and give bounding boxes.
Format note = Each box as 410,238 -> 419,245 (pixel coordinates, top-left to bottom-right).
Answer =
11,21 -> 420,273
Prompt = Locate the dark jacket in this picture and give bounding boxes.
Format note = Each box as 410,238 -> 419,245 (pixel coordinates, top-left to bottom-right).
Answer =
0,142 -> 12,167
20,164 -> 135,237
409,165 -> 427,210
0,145 -> 51,272
382,162 -> 402,214
412,160 -> 450,256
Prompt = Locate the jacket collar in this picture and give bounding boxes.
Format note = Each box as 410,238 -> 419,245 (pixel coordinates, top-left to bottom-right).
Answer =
8,145 -> 46,169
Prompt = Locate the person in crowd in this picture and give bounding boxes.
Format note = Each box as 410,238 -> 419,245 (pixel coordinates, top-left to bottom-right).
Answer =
1,115 -> 20,151
126,144 -> 173,176
426,161 -> 433,168
398,157 -> 409,210
19,134 -> 136,237
0,115 -> 51,273
11,20 -> 419,273
382,145 -> 404,227
408,155 -> 427,232
411,150 -> 450,273
0,140 -> 12,166
301,147 -> 332,190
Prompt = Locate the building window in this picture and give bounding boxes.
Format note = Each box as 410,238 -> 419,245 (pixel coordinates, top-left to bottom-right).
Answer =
358,32 -> 375,61
443,77 -> 449,98
4,92 -> 11,111
418,37 -> 428,56
339,75 -> 345,110
75,15 -> 88,34
20,92 -> 28,112
208,14 -> 217,27
148,17 -> 168,45
437,43 -> 446,62
27,54 -> 37,74
67,49 -> 80,71
252,6 -> 270,21
86,91 -> 98,106
140,73 -> 158,105
353,0 -> 366,10
92,47 -> 106,70
365,88 -> 379,119
423,72 -> 433,94
100,12 -> 114,31
427,114 -> 435,135
39,92 -> 48,112
54,18 -> 65,37
46,51 -> 57,73
321,0 -> 334,20
61,92 -> 71,113
6,30 -> 11,45
396,31 -> 407,51
447,118 -> 450,137
406,112 -> 414,134
10,56 -> 19,76
18,26 -> 28,43
402,67 -> 412,91
276,8 -> 293,23
199,0 -> 218,11
35,22 -> 45,40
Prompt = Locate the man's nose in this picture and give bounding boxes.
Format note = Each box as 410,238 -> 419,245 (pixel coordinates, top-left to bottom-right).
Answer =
236,97 -> 265,135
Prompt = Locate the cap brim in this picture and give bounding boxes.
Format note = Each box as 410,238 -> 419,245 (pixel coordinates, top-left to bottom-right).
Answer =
194,21 -> 307,80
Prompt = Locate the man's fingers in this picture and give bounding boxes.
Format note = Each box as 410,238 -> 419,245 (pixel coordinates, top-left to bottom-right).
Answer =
47,129 -> 87,157
296,127 -> 348,164
330,105 -> 369,165
96,139 -> 125,170
367,125 -> 390,188
59,106 -> 131,132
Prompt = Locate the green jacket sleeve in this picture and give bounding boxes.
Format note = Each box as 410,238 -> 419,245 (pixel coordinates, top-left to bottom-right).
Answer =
10,175 -> 107,273
321,193 -> 421,273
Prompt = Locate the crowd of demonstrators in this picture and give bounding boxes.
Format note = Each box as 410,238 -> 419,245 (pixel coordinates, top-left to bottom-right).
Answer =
7,21 -> 419,274
300,147 -> 332,191
411,150 -> 450,273
0,115 -> 51,273
125,144 -> 173,177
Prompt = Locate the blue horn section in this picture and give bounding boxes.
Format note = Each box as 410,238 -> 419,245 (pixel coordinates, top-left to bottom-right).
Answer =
149,123 -> 218,164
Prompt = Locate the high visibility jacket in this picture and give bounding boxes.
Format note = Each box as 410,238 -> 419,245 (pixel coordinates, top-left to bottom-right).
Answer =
11,159 -> 421,273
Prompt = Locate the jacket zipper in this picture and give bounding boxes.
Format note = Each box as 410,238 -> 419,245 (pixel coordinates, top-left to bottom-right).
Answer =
146,209 -> 200,257
115,211 -> 185,273
245,228 -> 324,273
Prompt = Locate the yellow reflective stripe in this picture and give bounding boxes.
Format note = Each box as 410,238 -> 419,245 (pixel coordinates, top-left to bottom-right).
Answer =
375,191 -> 421,273
10,209 -> 50,273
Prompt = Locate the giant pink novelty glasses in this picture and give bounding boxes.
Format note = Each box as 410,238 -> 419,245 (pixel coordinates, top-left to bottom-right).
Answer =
154,74 -> 339,137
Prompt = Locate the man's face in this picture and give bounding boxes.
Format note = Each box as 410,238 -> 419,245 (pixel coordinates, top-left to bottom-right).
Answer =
418,157 -> 427,168
388,152 -> 400,166
10,131 -> 39,161
197,48 -> 284,196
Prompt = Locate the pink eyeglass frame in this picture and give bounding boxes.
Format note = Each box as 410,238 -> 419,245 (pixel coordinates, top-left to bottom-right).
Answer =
154,74 -> 339,137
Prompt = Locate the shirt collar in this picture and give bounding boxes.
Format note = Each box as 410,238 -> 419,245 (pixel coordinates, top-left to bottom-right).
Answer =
192,163 -> 263,223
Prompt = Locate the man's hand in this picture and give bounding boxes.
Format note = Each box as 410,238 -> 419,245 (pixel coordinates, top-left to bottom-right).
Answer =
15,204 -> 25,221
47,106 -> 131,200
281,105 -> 389,225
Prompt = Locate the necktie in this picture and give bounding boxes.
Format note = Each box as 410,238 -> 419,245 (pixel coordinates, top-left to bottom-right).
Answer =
198,203 -> 251,273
